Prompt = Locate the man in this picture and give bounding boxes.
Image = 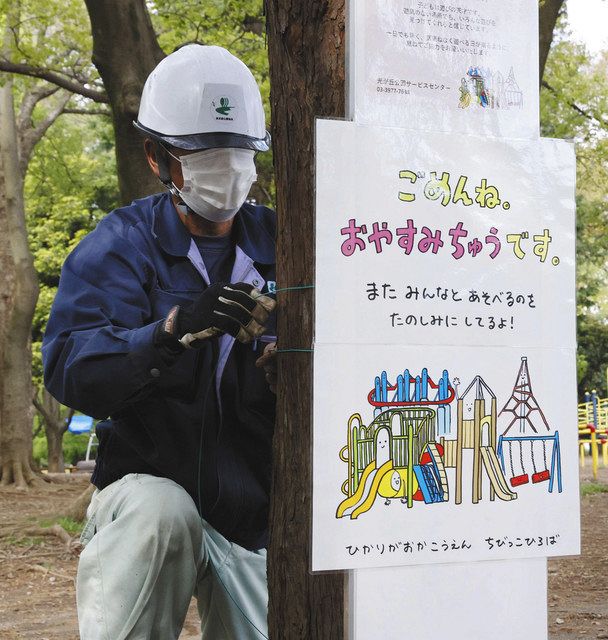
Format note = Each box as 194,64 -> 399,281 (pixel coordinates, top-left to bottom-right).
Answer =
42,45 -> 277,640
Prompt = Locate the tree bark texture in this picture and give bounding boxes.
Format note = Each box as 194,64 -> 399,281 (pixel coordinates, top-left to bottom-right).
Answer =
84,0 -> 165,205
64,484 -> 96,522
0,73 -> 39,488
265,2 -> 345,638
33,389 -> 70,473
539,0 -> 565,83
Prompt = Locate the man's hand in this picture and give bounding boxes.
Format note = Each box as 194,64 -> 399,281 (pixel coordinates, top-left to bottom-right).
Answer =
255,341 -> 277,394
158,283 -> 276,348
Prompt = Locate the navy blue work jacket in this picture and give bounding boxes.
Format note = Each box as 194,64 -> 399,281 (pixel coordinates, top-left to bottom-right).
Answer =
42,193 -> 277,550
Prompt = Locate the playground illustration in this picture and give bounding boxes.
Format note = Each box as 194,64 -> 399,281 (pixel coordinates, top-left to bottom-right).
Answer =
336,356 -> 562,520
458,66 -> 524,110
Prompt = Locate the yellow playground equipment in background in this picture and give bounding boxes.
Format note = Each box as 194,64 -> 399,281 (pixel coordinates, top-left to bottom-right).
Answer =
578,389 -> 608,479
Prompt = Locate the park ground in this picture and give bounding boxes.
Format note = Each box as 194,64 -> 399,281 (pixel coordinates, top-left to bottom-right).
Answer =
0,467 -> 607,640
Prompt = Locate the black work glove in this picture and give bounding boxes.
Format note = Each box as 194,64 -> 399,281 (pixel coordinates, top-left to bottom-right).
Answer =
156,282 -> 276,349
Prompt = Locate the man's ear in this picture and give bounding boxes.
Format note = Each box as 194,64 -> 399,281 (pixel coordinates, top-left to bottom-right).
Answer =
144,138 -> 160,179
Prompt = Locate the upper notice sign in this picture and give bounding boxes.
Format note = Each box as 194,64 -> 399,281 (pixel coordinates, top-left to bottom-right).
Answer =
348,0 -> 539,139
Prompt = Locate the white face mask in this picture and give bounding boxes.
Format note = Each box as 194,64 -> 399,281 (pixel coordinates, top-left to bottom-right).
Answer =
170,147 -> 257,222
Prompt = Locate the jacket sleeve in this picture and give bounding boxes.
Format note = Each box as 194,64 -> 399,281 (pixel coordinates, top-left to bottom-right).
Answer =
42,223 -> 177,419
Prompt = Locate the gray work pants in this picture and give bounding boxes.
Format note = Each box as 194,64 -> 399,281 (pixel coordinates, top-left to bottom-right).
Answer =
77,474 -> 268,640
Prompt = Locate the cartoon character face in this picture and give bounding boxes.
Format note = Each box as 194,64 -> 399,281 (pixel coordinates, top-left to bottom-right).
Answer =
463,400 -> 474,418
378,469 -> 403,499
390,471 -> 401,492
376,428 -> 391,465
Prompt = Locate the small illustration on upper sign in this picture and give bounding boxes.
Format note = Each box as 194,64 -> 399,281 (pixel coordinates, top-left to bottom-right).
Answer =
458,66 -> 523,110
336,357 -> 562,520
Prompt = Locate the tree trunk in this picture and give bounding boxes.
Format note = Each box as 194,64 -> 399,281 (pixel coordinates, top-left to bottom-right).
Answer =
64,484 -> 96,523
265,2 -> 346,638
46,426 -> 65,473
539,0 -> 565,83
35,389 -> 69,473
84,0 -> 165,205
0,73 -> 39,489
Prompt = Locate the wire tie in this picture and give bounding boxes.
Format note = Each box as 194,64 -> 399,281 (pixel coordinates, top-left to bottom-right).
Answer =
271,284 -> 314,294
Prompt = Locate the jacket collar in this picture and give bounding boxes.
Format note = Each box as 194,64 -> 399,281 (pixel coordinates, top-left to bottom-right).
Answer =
151,194 -> 191,257
151,194 -> 275,265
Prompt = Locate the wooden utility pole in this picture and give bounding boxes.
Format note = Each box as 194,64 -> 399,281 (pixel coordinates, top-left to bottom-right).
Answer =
265,2 -> 346,638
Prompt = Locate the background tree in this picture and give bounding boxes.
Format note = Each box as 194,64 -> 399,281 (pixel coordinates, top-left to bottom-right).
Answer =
0,8 -> 51,487
0,0 -> 112,486
539,0 -> 566,82
1,0 -> 271,483
1,0 -> 273,205
32,389 -> 74,473
83,0 -> 164,203
539,11 -> 608,395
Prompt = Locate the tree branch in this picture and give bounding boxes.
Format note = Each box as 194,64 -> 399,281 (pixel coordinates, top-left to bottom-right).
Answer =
63,107 -> 111,117
18,91 -> 72,177
542,80 -> 608,128
17,84 -> 59,131
0,59 -> 108,103
32,395 -> 56,430
32,394 -> 67,434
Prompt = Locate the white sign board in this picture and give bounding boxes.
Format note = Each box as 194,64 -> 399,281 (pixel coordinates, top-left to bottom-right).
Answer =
348,0 -> 539,139
349,559 -> 548,640
312,119 -> 579,571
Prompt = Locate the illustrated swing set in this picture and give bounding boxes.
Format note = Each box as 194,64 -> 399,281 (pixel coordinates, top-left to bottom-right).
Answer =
496,357 -> 563,494
497,433 -> 562,493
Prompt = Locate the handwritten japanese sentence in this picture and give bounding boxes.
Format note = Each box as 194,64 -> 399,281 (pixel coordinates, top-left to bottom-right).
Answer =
366,284 -> 536,308
365,284 -> 537,332
344,533 -> 561,559
339,171 -> 560,266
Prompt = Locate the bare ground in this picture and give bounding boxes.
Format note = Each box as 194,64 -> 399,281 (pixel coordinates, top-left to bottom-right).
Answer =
0,468 -> 606,639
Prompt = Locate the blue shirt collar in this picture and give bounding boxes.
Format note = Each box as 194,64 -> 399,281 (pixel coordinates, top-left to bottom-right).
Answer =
151,193 -> 275,265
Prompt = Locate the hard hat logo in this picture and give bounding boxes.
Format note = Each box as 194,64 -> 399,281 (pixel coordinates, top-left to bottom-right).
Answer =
215,97 -> 234,117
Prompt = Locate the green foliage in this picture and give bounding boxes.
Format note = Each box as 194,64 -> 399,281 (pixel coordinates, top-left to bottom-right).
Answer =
0,0 -> 96,82
39,516 -> 84,533
577,317 -> 608,396
540,25 -> 608,399
580,481 -> 608,497
4,534 -> 45,547
33,429 -> 92,467
26,113 -> 119,382
4,4 -> 274,469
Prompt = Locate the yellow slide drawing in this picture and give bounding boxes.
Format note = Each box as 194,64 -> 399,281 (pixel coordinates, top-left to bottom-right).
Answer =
350,460 -> 395,519
336,460 -> 377,518
336,460 -> 394,518
480,447 -> 517,501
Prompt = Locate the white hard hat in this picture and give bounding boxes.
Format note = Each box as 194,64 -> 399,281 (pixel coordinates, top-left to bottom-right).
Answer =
135,44 -> 270,152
